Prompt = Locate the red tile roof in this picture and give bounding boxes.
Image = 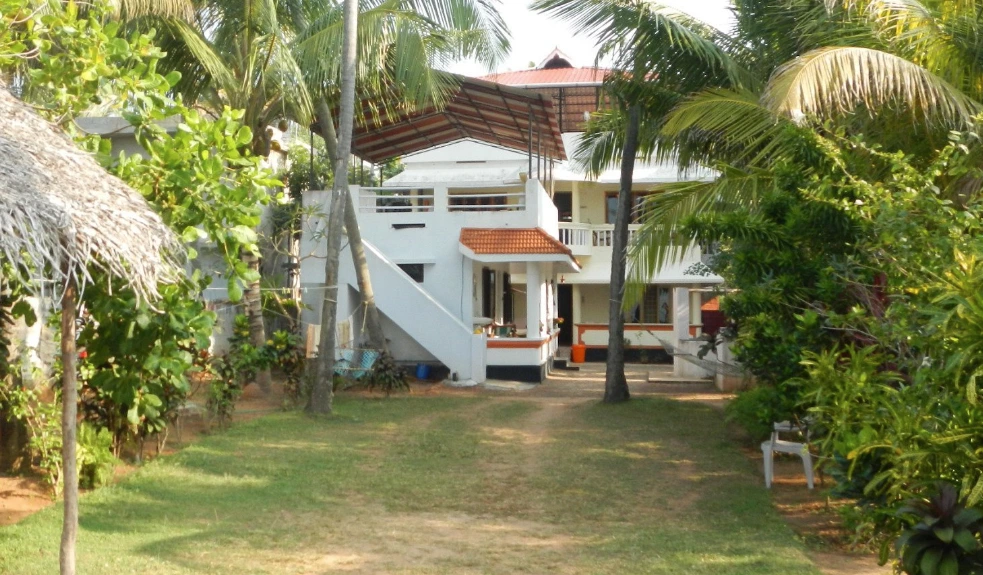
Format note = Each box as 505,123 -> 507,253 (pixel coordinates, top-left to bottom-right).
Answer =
460,228 -> 574,256
701,297 -> 720,311
479,67 -> 608,87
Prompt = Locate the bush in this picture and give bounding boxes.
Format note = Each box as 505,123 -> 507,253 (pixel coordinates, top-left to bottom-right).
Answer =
725,385 -> 796,442
77,423 -> 118,489
892,483 -> 983,575
365,352 -> 409,397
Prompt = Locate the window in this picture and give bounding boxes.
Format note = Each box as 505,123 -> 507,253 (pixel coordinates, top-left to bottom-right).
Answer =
605,192 -> 651,224
398,263 -> 425,283
627,286 -> 672,324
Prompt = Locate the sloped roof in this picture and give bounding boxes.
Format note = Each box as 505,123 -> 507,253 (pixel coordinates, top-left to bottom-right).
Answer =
332,76 -> 566,163
0,84 -> 180,301
460,227 -> 573,256
480,67 -> 608,87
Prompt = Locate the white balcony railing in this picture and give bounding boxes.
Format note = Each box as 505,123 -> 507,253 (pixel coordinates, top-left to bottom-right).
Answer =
447,192 -> 526,212
359,188 -> 435,213
559,223 -> 641,254
358,187 -> 526,214
558,223 -> 591,256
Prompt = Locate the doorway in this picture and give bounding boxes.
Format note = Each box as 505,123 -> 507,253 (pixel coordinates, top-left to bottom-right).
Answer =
558,284 -> 573,345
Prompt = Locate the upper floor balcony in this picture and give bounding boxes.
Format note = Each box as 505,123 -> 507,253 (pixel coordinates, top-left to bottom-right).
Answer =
354,179 -> 559,235
557,222 -> 641,257
556,222 -> 720,284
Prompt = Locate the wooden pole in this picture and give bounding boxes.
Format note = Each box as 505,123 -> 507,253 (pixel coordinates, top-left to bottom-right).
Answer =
59,268 -> 78,575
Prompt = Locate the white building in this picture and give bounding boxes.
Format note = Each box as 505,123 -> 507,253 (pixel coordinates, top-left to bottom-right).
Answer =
301,53 -> 722,383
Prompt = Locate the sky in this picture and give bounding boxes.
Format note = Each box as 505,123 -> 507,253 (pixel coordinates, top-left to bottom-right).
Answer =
446,0 -> 735,77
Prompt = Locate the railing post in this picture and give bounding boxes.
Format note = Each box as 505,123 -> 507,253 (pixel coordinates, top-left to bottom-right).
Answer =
434,186 -> 448,213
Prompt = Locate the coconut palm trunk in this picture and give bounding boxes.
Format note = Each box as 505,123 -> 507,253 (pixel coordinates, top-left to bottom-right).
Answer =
59,271 -> 78,575
314,99 -> 387,352
243,252 -> 272,392
309,0 -> 358,415
604,104 -> 640,404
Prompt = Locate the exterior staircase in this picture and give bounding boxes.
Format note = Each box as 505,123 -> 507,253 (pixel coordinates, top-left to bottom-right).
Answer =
342,240 -> 485,383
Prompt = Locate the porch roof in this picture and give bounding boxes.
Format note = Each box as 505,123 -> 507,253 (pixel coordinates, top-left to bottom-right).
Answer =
321,76 -> 566,164
459,228 -> 581,272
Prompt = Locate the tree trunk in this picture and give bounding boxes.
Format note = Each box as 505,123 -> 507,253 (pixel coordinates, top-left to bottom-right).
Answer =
309,0 -> 358,415
343,192 -> 387,352
604,104 -> 640,404
59,273 -> 78,575
243,252 -> 272,393
315,100 -> 387,353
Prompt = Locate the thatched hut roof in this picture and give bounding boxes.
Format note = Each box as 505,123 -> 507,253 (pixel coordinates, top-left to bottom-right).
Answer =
0,85 -> 180,300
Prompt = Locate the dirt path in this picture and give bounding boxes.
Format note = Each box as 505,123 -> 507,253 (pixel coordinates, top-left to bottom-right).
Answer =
480,362 -> 889,575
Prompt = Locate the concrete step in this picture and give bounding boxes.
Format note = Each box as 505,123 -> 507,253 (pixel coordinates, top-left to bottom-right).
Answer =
553,359 -> 580,371
647,373 -> 713,385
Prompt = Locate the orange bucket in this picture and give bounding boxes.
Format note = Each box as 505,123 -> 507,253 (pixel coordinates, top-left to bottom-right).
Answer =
571,344 -> 586,363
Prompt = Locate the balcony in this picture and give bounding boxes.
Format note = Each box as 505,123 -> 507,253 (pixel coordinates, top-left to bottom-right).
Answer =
353,180 -> 559,235
557,222 -> 640,256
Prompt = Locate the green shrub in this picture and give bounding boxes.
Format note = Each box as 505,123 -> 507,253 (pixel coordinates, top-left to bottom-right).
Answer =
365,352 -> 409,397
77,423 -> 118,489
892,483 -> 983,575
725,385 -> 796,442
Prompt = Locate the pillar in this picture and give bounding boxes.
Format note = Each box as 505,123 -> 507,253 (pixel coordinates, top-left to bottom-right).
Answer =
690,289 -> 703,336
571,181 -> 581,223
673,287 -> 690,347
526,262 -> 542,339
494,269 -> 505,325
674,287 -> 690,377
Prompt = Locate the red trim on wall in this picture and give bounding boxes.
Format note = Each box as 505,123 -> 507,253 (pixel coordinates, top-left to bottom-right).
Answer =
487,331 -> 559,349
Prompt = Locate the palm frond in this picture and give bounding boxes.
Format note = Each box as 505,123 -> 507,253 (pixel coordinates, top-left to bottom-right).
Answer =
399,0 -> 510,66
627,165 -> 774,284
110,0 -> 195,22
167,20 -> 238,97
532,0 -> 755,91
764,45 -> 982,126
661,87 -> 799,170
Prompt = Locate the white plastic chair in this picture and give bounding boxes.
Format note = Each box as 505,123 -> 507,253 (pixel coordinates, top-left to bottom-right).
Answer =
761,420 -> 814,489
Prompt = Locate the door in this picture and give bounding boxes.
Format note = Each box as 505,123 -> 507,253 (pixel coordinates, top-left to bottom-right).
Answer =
558,284 -> 573,345
553,192 -> 572,222
503,272 -> 514,324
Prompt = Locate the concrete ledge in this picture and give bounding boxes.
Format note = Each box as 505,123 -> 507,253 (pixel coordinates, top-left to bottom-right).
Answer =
486,363 -> 547,383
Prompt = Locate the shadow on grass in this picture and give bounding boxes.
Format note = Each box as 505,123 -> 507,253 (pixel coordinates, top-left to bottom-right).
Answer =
0,395 -> 821,575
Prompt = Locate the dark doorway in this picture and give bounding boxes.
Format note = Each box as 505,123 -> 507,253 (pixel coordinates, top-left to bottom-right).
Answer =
553,192 -> 572,222
503,273 -> 514,323
481,268 -> 496,319
558,284 -> 573,345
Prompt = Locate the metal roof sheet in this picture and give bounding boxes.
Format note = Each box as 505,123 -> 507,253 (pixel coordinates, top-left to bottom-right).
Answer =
479,67 -> 608,87
326,76 -> 566,164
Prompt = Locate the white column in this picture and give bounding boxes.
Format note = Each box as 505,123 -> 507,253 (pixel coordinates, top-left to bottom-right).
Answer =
674,287 -> 690,377
461,258 -> 473,325
526,262 -> 542,339
494,269 -> 505,324
571,181 -> 581,222
690,290 -> 703,336
673,287 -> 690,347
572,284 -> 582,343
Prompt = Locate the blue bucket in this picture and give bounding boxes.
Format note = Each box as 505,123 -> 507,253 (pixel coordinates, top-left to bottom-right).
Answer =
414,363 -> 432,380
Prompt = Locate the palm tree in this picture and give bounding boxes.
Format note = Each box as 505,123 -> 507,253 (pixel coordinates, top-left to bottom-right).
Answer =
534,0 -> 983,281
290,0 -> 508,354
121,0 -> 508,389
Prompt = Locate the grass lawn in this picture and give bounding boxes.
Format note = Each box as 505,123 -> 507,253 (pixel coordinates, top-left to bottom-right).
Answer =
0,395 -> 821,574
